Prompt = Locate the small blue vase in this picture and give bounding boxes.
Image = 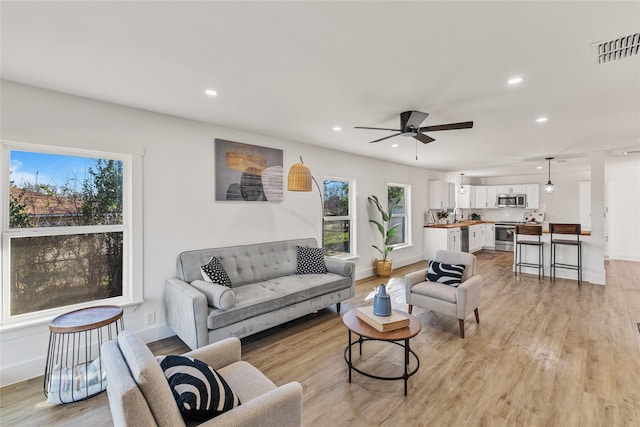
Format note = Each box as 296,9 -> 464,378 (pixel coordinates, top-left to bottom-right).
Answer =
373,284 -> 392,317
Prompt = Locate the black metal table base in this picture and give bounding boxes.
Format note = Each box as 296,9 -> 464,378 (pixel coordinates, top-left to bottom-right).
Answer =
343,331 -> 420,396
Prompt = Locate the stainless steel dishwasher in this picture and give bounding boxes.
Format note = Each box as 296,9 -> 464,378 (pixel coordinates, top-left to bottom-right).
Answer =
460,226 -> 469,253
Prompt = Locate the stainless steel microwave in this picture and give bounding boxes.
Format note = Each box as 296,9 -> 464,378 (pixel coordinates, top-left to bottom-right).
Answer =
497,193 -> 526,208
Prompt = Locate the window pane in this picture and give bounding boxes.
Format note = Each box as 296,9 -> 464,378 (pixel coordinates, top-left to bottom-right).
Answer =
389,216 -> 406,245
9,151 -> 123,228
323,180 -> 349,217
323,220 -> 350,256
9,232 -> 123,315
388,185 -> 405,214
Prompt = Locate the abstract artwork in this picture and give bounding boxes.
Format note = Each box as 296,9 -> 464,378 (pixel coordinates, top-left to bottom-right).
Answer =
214,139 -> 283,202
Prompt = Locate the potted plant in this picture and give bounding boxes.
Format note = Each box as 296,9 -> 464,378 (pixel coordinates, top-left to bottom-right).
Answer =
437,210 -> 449,224
368,194 -> 401,277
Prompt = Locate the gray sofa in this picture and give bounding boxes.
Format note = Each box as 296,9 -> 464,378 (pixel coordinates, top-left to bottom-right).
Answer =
102,330 -> 303,426
165,238 -> 355,350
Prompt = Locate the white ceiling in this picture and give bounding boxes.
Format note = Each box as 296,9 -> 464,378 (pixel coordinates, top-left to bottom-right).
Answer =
1,1 -> 639,178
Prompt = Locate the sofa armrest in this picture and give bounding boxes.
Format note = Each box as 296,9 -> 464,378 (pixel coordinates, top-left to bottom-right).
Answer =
405,268 -> 428,304
456,274 -> 483,319
325,257 -> 356,297
202,382 -> 303,427
164,278 -> 209,350
182,337 -> 241,371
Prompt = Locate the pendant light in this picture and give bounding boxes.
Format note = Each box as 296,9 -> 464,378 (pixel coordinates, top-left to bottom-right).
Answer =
544,157 -> 554,194
458,173 -> 466,194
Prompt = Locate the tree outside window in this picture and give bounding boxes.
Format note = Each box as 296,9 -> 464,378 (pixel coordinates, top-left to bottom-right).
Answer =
388,184 -> 410,246
323,179 -> 354,257
5,149 -> 126,318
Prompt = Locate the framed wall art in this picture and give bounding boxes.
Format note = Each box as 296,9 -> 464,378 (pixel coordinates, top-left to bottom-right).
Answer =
214,139 -> 283,202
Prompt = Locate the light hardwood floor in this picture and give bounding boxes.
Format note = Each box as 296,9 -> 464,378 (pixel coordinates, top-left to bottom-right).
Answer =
2,252 -> 640,426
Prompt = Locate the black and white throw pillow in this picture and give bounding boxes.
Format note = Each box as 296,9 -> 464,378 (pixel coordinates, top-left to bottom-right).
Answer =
201,256 -> 232,287
426,260 -> 465,287
156,355 -> 240,421
296,246 -> 327,274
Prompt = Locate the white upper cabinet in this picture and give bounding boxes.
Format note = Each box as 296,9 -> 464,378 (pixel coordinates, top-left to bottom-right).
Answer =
486,186 -> 498,208
456,185 -> 475,208
474,186 -> 488,208
428,181 -> 455,209
525,184 -> 539,209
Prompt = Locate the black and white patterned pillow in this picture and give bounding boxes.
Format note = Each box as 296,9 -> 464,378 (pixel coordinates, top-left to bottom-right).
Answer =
156,355 -> 240,421
296,246 -> 327,274
426,260 -> 466,287
201,256 -> 232,287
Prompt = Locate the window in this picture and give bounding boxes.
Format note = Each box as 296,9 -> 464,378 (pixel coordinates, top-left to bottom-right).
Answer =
388,184 -> 410,247
323,178 -> 355,257
2,143 -> 138,326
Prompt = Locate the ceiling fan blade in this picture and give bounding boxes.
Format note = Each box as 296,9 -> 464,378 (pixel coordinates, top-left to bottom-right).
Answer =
401,111 -> 429,130
369,133 -> 402,143
414,132 -> 435,144
418,121 -> 474,132
354,126 -> 402,131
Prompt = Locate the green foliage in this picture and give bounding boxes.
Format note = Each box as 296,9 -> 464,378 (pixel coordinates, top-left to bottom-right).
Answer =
368,194 -> 400,261
81,159 -> 123,225
9,174 -> 31,228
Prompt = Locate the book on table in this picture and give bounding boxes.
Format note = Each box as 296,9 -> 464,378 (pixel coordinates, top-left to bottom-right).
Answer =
355,306 -> 410,332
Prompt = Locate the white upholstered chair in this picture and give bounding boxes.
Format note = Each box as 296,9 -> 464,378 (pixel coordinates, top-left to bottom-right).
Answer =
405,250 -> 482,338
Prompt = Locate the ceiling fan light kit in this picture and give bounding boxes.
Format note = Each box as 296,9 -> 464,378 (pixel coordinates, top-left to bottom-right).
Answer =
544,157 -> 555,194
354,110 -> 473,145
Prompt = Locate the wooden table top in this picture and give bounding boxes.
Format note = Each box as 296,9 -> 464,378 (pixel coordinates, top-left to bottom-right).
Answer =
49,305 -> 123,333
342,308 -> 421,341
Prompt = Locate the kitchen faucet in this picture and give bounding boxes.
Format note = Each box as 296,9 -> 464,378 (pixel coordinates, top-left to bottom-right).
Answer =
453,207 -> 463,223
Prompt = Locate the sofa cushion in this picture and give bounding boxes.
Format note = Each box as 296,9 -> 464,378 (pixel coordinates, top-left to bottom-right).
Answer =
190,280 -> 236,310
117,331 -> 185,427
295,246 -> 327,274
426,260 -> 465,287
411,281 -> 457,304
201,256 -> 232,287
207,273 -> 351,330
156,355 -> 240,421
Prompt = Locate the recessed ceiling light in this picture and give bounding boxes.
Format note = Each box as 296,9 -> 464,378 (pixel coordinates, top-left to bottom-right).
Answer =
536,165 -> 543,170
391,144 -> 399,148
508,76 -> 523,85
536,117 -> 548,123
332,126 -> 342,132
205,89 -> 218,96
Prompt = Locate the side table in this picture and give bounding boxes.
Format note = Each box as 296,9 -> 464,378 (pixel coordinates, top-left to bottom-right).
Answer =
44,305 -> 124,403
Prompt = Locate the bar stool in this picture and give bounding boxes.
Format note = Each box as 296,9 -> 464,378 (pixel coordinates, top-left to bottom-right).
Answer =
549,223 -> 582,285
514,225 -> 544,279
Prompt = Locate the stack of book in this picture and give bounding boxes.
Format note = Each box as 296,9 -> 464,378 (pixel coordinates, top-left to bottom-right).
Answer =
355,306 -> 409,332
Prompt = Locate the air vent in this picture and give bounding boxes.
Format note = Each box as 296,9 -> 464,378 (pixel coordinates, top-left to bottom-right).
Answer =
592,33 -> 640,63
624,150 -> 640,156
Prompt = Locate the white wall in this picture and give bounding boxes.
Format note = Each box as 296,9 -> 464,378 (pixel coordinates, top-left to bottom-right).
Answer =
0,81 -> 440,385
606,156 -> 640,261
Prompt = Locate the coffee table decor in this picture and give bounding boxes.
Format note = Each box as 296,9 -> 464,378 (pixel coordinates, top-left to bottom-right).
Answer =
356,306 -> 409,332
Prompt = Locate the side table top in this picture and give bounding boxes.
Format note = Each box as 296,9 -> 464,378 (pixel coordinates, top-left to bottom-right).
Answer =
343,308 -> 421,340
49,305 -> 123,333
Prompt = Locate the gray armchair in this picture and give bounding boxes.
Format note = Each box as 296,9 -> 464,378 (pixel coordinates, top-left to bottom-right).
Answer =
405,250 -> 482,338
102,331 -> 303,427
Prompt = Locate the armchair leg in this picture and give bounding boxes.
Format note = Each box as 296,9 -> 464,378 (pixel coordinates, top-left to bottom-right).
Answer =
474,308 -> 480,324
459,319 -> 465,338
408,304 -> 413,314
336,302 -> 341,313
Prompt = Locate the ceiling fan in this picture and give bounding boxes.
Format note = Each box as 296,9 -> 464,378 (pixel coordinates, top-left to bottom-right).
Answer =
354,110 -> 474,144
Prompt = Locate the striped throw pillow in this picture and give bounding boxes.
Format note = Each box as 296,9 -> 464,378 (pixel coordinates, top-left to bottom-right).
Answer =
156,355 -> 240,421
426,260 -> 466,287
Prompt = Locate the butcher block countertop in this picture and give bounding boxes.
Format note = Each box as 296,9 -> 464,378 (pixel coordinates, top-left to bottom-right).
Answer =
425,221 -> 591,236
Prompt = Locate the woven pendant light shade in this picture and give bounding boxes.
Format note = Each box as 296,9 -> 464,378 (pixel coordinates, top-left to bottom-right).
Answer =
287,162 -> 312,192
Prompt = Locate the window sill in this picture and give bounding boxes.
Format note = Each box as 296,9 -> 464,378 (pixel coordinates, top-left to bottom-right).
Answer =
391,244 -> 413,251
0,299 -> 144,333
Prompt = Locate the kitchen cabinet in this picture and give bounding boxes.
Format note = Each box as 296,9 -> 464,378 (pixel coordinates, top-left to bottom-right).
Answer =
469,224 -> 483,253
474,186 -> 488,208
428,181 -> 455,210
424,227 -> 460,258
456,185 -> 475,209
495,185 -> 525,195
483,223 -> 495,249
486,186 -> 498,208
525,184 -> 539,209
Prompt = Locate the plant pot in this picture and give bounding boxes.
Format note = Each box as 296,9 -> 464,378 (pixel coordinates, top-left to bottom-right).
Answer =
374,259 -> 393,278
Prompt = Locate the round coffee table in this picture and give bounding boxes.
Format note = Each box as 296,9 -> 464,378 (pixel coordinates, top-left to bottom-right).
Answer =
342,308 -> 421,396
